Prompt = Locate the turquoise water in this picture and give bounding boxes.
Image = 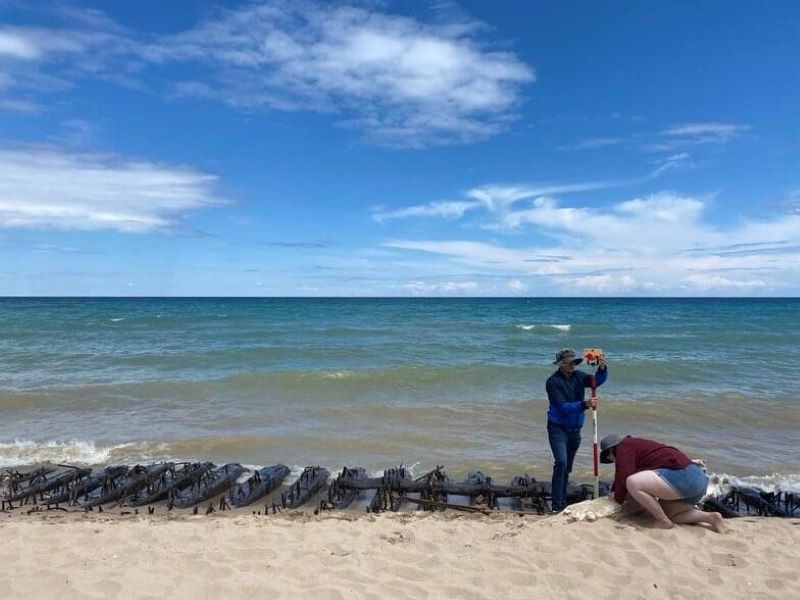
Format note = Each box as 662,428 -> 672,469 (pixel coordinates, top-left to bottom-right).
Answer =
0,298 -> 798,480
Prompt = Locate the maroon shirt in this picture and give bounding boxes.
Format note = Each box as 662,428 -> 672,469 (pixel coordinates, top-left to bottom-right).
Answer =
612,437 -> 693,504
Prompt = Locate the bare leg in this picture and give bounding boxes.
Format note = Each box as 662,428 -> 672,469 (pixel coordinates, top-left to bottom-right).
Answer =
625,471 -> 681,528
663,503 -> 725,533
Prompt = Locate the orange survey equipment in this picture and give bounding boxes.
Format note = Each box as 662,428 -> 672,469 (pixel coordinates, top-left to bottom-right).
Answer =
583,348 -> 605,366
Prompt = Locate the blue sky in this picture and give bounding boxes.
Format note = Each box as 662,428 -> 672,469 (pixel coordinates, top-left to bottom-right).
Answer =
0,0 -> 798,296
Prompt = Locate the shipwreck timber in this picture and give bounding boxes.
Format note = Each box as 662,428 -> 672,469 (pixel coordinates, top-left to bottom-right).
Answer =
170,463 -> 245,509
2,460 -> 797,519
232,464 -> 290,508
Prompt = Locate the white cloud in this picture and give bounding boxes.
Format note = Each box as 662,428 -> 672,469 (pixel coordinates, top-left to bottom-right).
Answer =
401,280 -> 478,294
160,3 -> 534,147
0,29 -> 43,60
376,159 -> 709,226
507,279 -> 528,292
787,191 -> 800,215
0,26 -> 113,61
2,4 -> 533,147
0,145 -> 225,233
381,191 -> 800,294
681,274 -> 766,289
567,274 -> 638,292
373,179 -> 618,223
615,194 -> 704,222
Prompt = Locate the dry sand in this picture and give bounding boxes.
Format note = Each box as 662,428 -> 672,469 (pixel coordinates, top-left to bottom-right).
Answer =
1,507 -> 798,600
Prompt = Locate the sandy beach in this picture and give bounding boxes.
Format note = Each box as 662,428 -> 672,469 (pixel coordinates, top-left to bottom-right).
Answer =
2,509 -> 797,600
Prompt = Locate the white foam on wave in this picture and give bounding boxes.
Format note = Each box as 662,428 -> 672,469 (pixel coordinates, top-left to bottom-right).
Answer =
0,439 -> 142,467
707,472 -> 800,495
240,463 -> 264,473
236,467 -> 258,484
110,318 -> 126,322
365,461 -> 421,479
285,464 -> 307,486
318,370 -> 355,380
515,323 -> 571,332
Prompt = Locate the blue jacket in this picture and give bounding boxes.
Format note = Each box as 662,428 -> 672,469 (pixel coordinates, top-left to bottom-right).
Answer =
546,367 -> 607,430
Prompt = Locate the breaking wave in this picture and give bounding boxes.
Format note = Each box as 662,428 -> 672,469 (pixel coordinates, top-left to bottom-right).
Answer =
0,439 -> 155,467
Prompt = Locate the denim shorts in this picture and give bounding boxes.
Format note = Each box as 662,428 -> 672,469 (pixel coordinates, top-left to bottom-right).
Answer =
654,463 -> 708,505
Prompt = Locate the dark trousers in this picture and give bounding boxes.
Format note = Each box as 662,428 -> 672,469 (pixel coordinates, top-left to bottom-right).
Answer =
548,423 -> 581,511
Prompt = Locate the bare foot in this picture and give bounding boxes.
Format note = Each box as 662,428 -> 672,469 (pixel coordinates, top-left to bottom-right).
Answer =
654,518 -> 675,529
707,512 -> 726,533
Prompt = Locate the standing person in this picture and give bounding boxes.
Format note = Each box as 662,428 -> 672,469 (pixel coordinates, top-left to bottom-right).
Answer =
599,434 -> 724,531
546,348 -> 607,512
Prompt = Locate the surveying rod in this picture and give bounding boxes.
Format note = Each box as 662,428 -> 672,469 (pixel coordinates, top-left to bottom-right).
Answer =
583,348 -> 604,498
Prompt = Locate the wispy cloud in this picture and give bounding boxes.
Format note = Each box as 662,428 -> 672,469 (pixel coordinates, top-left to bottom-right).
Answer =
645,122 -> 751,152
372,165 -> 691,227
683,240 -> 791,255
0,145 -> 225,233
681,274 -> 766,289
558,121 -> 750,156
649,152 -> 693,177
663,122 -> 750,140
699,244 -> 800,257
400,280 -> 478,294
373,179 -> 620,224
29,242 -> 103,254
1,3 -> 534,147
0,98 -> 40,112
373,200 -> 479,223
381,192 -> 800,294
558,136 -> 624,151
265,240 -> 331,249
786,191 -> 800,215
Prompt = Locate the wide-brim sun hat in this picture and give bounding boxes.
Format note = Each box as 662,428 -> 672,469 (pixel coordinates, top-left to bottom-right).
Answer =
553,348 -> 583,366
599,433 -> 625,463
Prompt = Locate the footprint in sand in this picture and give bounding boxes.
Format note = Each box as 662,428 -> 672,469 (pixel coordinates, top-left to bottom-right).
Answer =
765,578 -> 786,591
507,570 -> 540,587
709,552 -> 746,567
381,530 -> 413,546
625,550 -> 651,567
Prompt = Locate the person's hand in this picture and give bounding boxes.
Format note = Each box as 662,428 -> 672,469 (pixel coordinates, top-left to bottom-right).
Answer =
584,397 -> 597,410
597,351 -> 607,369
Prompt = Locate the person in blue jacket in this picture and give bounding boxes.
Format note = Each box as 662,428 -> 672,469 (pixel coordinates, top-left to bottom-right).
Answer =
546,348 -> 607,512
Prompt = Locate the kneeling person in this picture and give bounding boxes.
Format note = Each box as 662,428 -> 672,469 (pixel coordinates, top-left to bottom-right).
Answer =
600,434 -> 724,531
